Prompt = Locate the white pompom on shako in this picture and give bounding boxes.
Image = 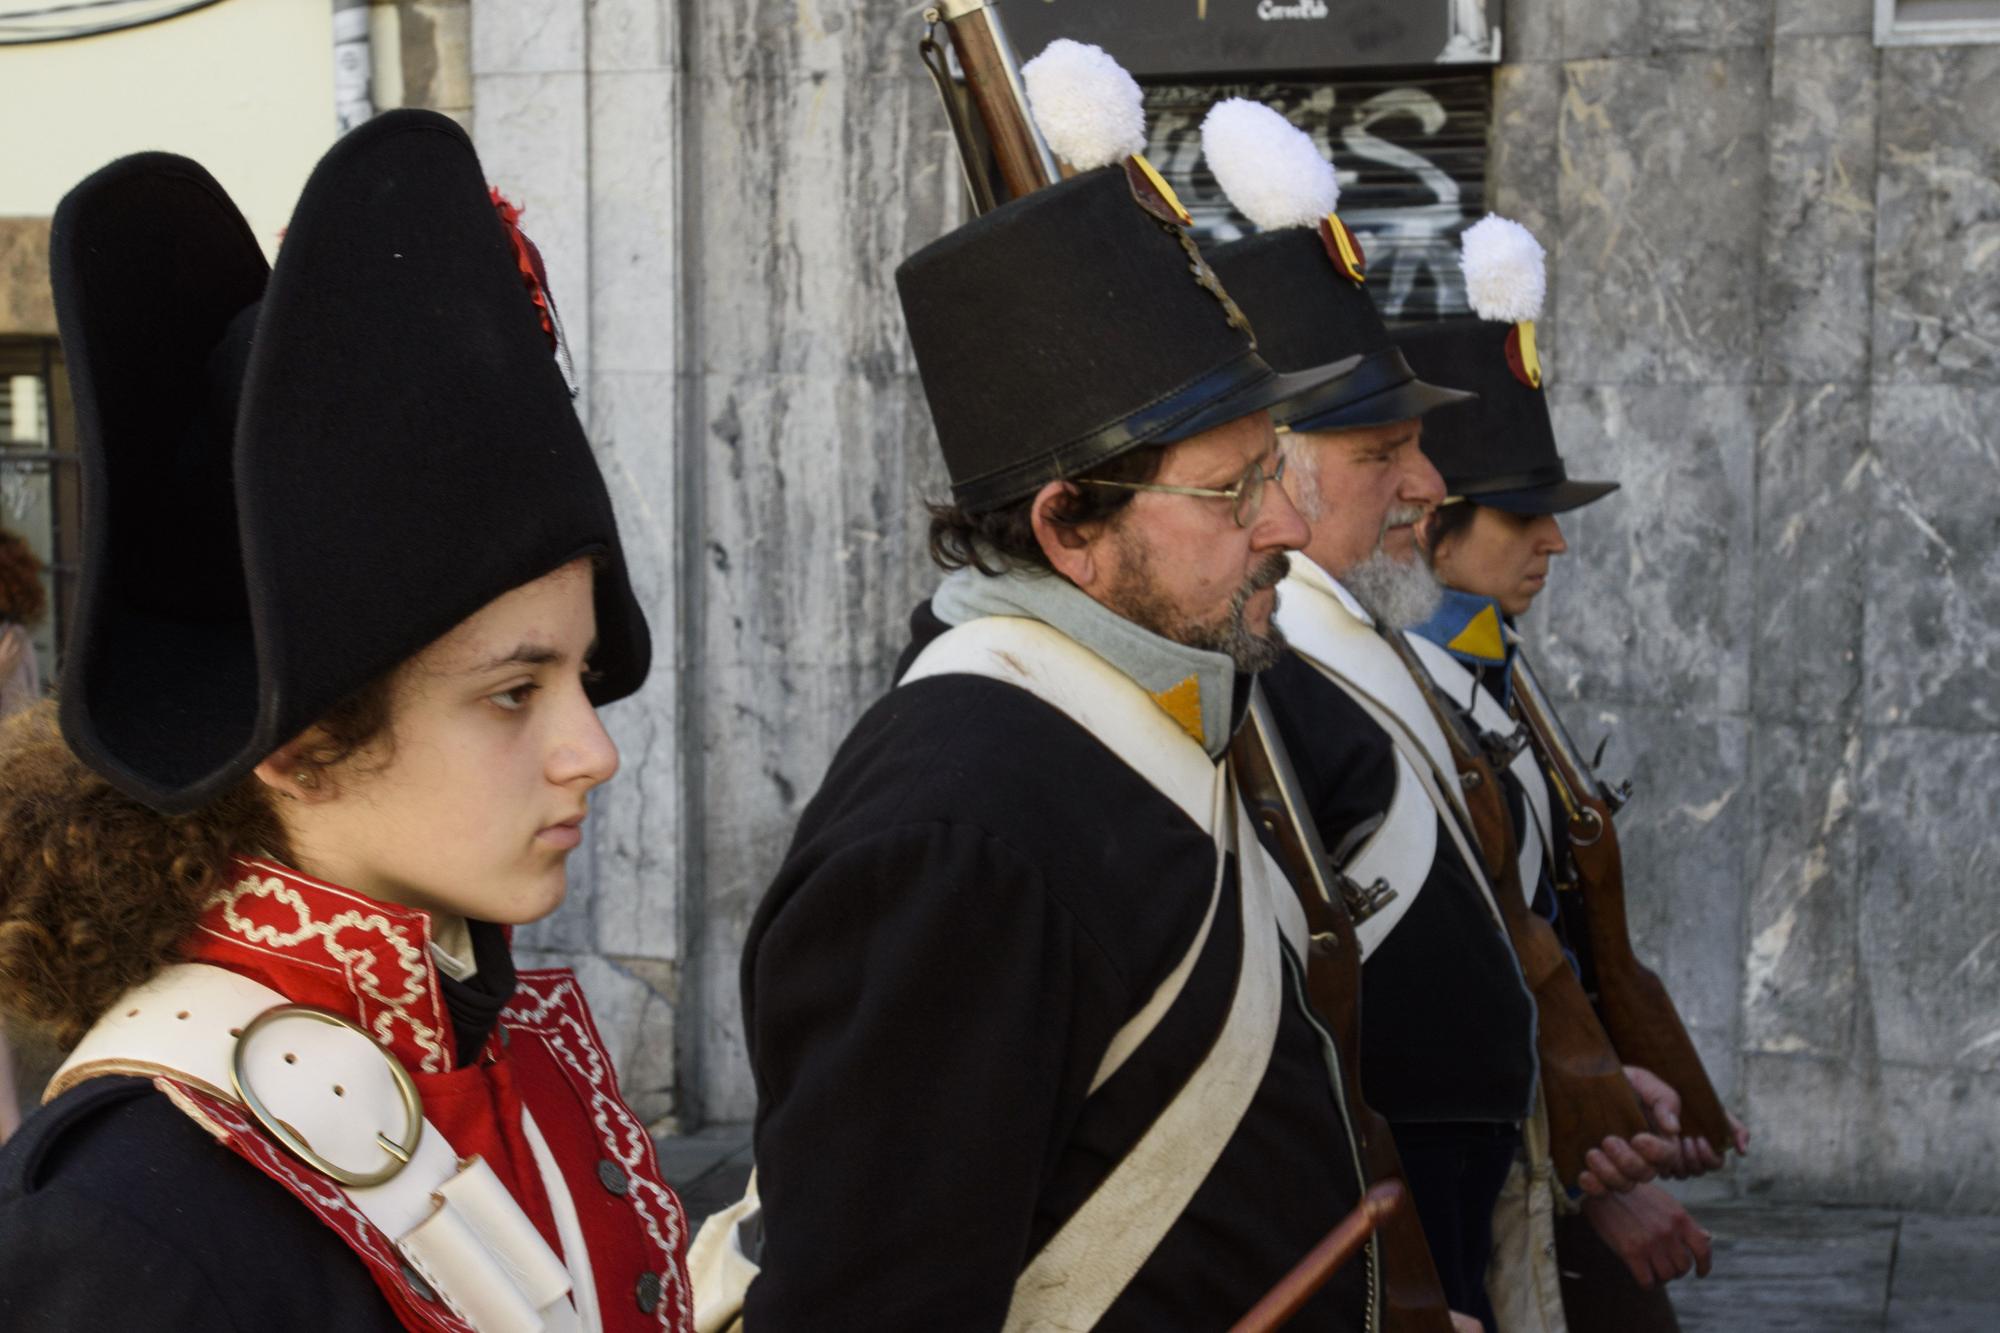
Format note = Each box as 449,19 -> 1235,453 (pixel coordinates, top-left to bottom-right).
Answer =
1460,214 -> 1546,323
1199,98 -> 1338,232
1022,38 -> 1147,172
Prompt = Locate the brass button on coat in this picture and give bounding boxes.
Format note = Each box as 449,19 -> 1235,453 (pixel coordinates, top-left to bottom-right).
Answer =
596,1159 -> 629,1196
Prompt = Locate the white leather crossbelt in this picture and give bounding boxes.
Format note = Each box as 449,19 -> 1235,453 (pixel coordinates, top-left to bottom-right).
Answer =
51,963 -> 583,1333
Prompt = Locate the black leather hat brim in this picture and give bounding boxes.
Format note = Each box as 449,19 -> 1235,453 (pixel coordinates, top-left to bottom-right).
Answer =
1279,348 -> 1477,434
1155,352 -> 1365,445
1463,478 -> 1621,515
949,350 -> 1363,511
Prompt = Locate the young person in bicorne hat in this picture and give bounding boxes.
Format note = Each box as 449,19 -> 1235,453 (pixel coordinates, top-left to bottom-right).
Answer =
0,111 -> 693,1332
1396,226 -> 1754,1333
716,44 -> 1380,1331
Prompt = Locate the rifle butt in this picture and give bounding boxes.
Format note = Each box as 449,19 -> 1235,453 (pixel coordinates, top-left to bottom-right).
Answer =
1511,914 -> 1652,1185
1594,962 -> 1734,1151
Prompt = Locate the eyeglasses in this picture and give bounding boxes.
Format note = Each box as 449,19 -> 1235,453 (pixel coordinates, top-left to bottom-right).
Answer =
1075,453 -> 1288,530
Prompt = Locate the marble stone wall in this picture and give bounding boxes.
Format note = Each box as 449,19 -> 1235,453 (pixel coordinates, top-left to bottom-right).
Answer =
1498,4 -> 2000,1210
470,0 -> 952,1131
469,0 -> 2000,1208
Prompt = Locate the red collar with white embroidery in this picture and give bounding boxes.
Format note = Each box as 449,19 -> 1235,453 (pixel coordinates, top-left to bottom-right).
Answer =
184,855 -> 464,1074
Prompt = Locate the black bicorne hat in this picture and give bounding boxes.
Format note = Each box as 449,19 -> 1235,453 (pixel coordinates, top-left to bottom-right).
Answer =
895,164 -> 1359,513
1209,227 -> 1473,432
52,109 -> 650,814
1396,320 -> 1618,515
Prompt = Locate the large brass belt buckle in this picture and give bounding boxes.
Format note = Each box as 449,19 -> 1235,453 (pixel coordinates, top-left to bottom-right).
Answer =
229,1004 -> 424,1188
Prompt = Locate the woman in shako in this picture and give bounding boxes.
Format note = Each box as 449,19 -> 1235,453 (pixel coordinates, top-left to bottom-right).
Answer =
1392,224 -> 1747,1332
0,111 -> 691,1331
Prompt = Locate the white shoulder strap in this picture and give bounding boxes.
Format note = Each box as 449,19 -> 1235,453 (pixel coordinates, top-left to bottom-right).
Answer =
1341,749 -> 1437,960
1403,633 -> 1553,909
1274,575 -> 1469,824
902,614 -> 1216,827
1003,772 -> 1286,1333
914,616 -> 1294,1329
1273,575 -> 1507,934
51,964 -> 586,1333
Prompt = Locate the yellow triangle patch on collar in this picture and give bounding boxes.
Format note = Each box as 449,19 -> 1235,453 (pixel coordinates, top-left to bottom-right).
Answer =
1447,603 -> 1507,663
1150,674 -> 1205,745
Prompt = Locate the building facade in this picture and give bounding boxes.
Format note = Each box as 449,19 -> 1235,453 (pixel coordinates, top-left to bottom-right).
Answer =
3,0 -> 1997,1211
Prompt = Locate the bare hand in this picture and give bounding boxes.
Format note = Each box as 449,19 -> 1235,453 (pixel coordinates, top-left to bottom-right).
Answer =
0,625 -> 23,681
1622,1067 -> 1750,1176
1624,1066 -> 1682,1136
1582,1184 -> 1713,1288
1449,1314 -> 1483,1333
1575,1129 -> 1677,1196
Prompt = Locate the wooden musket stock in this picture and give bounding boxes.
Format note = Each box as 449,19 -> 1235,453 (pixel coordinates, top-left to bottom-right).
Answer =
1508,655 -> 1735,1155
1233,688 -> 1456,1333
1379,632 -> 1649,1189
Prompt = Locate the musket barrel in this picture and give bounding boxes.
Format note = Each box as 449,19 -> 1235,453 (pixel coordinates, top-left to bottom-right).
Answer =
926,0 -> 1061,207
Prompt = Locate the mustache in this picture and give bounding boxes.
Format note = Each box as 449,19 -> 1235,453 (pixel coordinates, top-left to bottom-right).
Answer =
1224,552 -> 1291,624
1378,503 -> 1428,540
1245,552 -> 1290,594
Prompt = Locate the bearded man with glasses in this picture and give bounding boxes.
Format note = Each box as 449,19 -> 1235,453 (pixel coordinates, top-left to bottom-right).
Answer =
734,159 -> 1386,1331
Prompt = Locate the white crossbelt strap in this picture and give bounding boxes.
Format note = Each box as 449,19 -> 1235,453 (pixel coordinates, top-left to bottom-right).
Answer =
50,963 -> 585,1333
902,616 -> 1249,1091
917,616 -> 1294,1330
1274,566 -> 1508,950
1003,772 -> 1285,1333
1404,632 -> 1555,909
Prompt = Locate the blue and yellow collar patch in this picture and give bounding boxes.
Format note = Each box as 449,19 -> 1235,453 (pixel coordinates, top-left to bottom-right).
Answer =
1410,589 -> 1512,669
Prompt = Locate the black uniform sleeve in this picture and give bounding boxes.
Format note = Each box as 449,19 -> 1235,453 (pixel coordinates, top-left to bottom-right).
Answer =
0,1078 -> 402,1332
742,820 -> 1128,1333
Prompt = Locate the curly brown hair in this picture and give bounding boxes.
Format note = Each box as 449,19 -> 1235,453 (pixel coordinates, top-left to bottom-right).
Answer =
0,530 -> 46,626
0,675 -> 396,1048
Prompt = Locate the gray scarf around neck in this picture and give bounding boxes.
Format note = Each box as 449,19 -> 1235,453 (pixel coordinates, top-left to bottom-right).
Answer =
932,563 -> 1239,760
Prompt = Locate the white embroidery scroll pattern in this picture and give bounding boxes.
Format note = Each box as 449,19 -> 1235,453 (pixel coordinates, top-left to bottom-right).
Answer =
205,873 -> 450,1073
505,971 -> 692,1332
162,1079 -> 476,1333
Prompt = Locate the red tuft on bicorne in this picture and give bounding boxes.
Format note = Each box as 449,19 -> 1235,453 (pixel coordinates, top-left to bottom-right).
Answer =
490,188 -> 557,352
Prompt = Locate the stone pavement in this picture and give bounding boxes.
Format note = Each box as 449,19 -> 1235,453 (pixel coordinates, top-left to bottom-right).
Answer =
656,1125 -> 2000,1330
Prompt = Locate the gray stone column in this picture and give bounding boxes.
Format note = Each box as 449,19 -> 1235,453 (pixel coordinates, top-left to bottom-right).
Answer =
469,0 -> 953,1130
473,0 -> 690,1129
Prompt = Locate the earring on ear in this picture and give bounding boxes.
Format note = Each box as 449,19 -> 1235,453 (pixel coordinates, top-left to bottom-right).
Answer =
294,769 -> 317,791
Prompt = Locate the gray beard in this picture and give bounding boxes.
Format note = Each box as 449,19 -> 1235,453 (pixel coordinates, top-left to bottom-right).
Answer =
1342,548 -> 1443,629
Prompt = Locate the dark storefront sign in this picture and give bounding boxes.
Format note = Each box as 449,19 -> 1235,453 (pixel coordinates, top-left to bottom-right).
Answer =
1144,73 -> 1491,320
1002,0 -> 1503,78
